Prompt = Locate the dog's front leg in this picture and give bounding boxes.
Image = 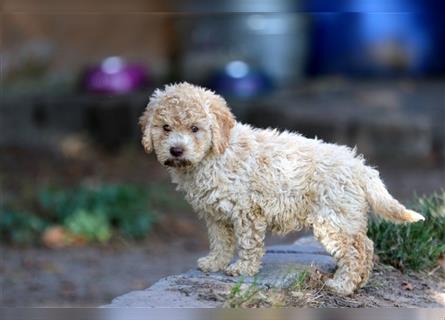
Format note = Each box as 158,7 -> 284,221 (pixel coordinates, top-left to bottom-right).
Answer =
225,211 -> 267,277
197,217 -> 235,272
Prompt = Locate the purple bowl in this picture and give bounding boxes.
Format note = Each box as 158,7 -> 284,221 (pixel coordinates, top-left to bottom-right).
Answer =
83,57 -> 149,94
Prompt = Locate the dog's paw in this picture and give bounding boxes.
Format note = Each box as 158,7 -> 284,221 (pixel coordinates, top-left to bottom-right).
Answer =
224,260 -> 260,277
324,278 -> 355,296
197,256 -> 226,273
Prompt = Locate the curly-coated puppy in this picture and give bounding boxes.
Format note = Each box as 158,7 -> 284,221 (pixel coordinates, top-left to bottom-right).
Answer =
139,82 -> 425,295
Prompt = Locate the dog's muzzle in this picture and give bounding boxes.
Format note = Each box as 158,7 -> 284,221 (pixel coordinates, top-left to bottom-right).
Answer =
164,158 -> 192,168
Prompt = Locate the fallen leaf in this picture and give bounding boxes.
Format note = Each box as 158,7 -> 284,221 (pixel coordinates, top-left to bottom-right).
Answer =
42,226 -> 68,248
42,225 -> 87,249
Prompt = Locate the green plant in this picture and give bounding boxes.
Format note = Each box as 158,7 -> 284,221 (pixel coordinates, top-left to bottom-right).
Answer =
368,191 -> 445,271
226,277 -> 262,307
225,276 -> 288,308
0,210 -> 48,245
228,277 -> 245,300
39,184 -> 157,240
65,209 -> 112,243
290,269 -> 310,291
0,183 -> 171,245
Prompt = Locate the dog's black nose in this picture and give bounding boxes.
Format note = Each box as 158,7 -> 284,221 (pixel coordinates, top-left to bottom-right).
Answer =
170,146 -> 184,157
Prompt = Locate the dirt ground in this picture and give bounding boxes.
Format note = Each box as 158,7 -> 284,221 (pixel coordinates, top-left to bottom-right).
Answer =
0,238 -> 206,306
297,263 -> 445,307
0,147 -> 444,307
218,263 -> 445,308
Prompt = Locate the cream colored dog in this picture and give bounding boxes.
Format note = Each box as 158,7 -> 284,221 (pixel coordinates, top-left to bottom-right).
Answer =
139,82 -> 425,295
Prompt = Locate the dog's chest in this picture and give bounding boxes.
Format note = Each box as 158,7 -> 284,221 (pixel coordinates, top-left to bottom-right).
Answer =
172,170 -> 237,220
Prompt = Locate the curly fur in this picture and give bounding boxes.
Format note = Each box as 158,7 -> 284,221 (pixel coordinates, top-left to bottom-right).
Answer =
139,82 -> 425,295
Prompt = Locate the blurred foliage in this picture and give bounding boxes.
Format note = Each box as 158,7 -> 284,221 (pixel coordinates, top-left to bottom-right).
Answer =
39,184 -> 156,239
0,184 -> 166,246
64,209 -> 112,243
0,211 -> 48,245
368,191 -> 445,271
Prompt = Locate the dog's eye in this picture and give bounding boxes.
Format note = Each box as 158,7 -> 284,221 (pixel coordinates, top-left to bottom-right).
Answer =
163,125 -> 171,132
191,126 -> 199,133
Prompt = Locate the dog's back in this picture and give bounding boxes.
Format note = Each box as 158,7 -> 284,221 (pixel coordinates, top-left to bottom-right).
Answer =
230,123 -> 367,234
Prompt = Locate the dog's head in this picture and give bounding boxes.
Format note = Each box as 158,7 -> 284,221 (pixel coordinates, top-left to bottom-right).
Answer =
139,82 -> 235,168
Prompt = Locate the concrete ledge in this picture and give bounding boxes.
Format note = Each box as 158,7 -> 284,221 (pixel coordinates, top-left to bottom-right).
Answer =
103,236 -> 335,308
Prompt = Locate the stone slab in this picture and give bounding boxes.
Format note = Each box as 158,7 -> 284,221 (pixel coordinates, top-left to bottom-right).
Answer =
103,236 -> 335,308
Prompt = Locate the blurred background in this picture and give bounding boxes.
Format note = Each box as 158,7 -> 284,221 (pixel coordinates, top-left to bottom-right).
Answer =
0,0 -> 444,306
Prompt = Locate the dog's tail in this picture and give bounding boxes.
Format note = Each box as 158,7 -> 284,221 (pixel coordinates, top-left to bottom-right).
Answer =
361,166 -> 425,223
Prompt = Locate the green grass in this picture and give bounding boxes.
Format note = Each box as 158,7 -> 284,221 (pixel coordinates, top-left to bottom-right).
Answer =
289,269 -> 311,291
224,273 -> 308,308
225,277 -> 264,308
368,191 -> 445,271
227,277 -> 261,302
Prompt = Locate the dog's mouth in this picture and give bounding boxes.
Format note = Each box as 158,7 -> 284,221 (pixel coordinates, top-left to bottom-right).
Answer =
164,158 -> 192,168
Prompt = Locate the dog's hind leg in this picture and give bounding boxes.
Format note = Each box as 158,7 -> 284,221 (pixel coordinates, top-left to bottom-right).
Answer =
225,209 -> 267,277
358,235 -> 374,288
197,217 -> 236,272
313,216 -> 371,295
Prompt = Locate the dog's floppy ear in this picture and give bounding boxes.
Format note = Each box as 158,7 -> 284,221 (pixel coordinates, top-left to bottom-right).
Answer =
208,95 -> 236,155
139,88 -> 165,153
139,102 -> 155,154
